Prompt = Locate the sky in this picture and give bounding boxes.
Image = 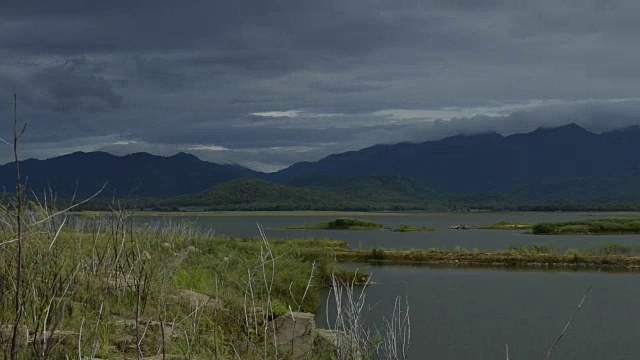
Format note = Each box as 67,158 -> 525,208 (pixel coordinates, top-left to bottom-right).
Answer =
2,0 -> 640,172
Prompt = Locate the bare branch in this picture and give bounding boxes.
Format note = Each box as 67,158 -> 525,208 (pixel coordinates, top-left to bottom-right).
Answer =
545,285 -> 592,360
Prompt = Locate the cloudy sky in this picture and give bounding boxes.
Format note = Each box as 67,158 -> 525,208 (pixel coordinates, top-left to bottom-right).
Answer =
2,0 -> 640,171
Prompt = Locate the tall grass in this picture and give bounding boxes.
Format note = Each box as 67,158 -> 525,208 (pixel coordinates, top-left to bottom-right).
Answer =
0,204 -> 343,357
0,189 -> 408,358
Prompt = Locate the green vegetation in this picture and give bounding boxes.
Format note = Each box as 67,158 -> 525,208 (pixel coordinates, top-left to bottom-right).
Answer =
72,176 -> 448,212
335,244 -> 640,269
0,205 -> 370,358
6,205 -> 640,358
60,175 -> 640,212
479,220 -> 533,230
285,218 -> 386,230
292,175 -> 440,205
122,210 -> 410,217
532,218 -> 640,235
393,224 -> 435,232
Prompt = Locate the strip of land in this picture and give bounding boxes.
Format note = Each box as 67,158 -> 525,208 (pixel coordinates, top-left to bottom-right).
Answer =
393,224 -> 435,232
335,249 -> 640,269
478,221 -> 533,230
284,218 -> 387,230
532,218 -> 640,235
74,210 -> 413,217
473,218 -> 640,234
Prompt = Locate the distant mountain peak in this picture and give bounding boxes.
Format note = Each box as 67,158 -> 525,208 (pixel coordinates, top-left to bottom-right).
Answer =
532,123 -> 591,135
0,151 -> 260,197
65,150 -> 110,157
125,152 -> 155,158
438,131 -> 503,145
55,151 -> 115,161
169,152 -> 201,161
272,122 -> 640,195
444,131 -> 502,139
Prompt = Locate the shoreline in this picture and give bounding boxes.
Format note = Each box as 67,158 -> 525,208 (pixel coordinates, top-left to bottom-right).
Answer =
71,210 -> 640,217
335,250 -> 640,271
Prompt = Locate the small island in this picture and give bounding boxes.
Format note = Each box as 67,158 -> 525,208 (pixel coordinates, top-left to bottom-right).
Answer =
532,218 -> 640,235
393,224 -> 435,232
284,218 -> 387,230
479,220 -> 533,230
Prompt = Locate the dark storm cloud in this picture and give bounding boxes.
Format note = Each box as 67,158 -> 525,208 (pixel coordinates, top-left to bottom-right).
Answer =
0,0 -> 401,57
309,80 -> 384,94
2,0 -> 640,169
138,124 -> 362,148
30,57 -> 123,112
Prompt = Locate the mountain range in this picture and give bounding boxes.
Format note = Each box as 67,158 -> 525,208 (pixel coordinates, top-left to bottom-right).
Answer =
2,123 -> 640,210
272,123 -> 640,195
0,151 -> 259,197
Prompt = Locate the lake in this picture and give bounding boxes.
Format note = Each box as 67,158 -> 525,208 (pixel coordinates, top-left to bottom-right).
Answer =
141,212 -> 640,359
317,265 -> 640,360
137,211 -> 640,251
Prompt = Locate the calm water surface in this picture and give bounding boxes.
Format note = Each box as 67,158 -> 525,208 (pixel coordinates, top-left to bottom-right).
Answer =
140,213 -> 640,358
318,265 -> 640,360
138,212 -> 640,251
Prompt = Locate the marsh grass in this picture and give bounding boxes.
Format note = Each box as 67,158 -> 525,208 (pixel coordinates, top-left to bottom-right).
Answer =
532,218 -> 640,235
335,244 -> 640,269
0,206 -> 367,358
285,218 -> 386,230
478,220 -> 533,230
393,224 -> 434,232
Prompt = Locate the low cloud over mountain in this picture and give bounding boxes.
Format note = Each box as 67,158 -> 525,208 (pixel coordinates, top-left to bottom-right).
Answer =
3,0 -> 640,171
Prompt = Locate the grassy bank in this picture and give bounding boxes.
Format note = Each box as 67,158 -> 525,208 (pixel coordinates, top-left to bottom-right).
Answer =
285,218 -> 387,230
532,218 -> 640,235
0,209 -> 365,359
93,210 -> 415,217
335,245 -> 640,269
478,220 -> 533,230
393,224 -> 435,232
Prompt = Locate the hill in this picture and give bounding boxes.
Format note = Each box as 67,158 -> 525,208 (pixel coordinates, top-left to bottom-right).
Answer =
0,151 -> 260,197
156,177 -> 443,211
271,124 -> 640,203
